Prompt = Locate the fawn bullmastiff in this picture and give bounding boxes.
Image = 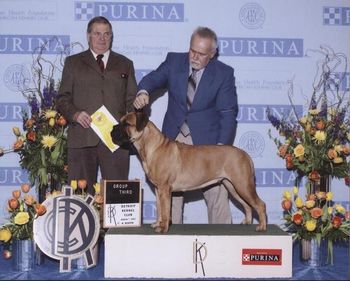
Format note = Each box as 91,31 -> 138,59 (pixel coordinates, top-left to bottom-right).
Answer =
111,111 -> 267,233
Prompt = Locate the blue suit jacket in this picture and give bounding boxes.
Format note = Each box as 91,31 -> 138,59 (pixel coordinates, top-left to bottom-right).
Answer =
138,52 -> 238,145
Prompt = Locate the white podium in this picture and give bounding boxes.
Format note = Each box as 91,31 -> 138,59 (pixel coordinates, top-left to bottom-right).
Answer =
105,224 -> 292,279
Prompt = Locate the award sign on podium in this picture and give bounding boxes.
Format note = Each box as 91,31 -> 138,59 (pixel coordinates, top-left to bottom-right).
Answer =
102,180 -> 142,228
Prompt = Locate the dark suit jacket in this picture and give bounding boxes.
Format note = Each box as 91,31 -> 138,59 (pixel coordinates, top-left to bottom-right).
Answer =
138,52 -> 238,145
57,50 -> 137,148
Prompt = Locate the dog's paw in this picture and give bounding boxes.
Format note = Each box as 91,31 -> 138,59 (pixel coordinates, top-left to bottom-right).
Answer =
240,218 -> 252,225
151,221 -> 160,228
255,224 -> 266,232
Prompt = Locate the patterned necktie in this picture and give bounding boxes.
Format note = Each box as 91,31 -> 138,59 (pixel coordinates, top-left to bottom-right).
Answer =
186,69 -> 197,109
96,54 -> 104,72
180,69 -> 198,137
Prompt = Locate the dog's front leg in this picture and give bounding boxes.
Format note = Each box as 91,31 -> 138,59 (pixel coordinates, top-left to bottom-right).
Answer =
151,188 -> 161,229
154,185 -> 171,233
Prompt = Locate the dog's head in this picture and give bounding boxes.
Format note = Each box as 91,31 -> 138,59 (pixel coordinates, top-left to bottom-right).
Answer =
111,111 -> 149,145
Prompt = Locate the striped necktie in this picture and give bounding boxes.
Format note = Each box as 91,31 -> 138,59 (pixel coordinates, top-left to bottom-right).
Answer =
96,54 -> 104,72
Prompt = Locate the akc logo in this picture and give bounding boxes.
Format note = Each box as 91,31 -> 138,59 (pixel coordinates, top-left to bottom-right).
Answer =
238,131 -> 265,158
75,1 -> 184,22
242,248 -> 282,265
323,6 -> 350,26
3,64 -> 30,92
239,3 -> 265,29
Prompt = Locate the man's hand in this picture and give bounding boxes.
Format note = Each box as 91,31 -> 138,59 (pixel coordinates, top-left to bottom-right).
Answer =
74,111 -> 91,128
133,92 -> 149,109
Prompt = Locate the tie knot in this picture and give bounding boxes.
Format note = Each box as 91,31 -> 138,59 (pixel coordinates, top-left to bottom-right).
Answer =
97,54 -> 104,60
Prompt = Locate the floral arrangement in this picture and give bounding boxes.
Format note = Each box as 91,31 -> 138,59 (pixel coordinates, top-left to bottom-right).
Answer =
0,38 -> 84,196
267,46 -> 350,186
281,186 -> 350,264
0,184 -> 47,248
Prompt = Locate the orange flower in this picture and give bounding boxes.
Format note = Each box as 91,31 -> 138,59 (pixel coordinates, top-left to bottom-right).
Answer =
8,198 -> 19,210
332,216 -> 342,229
13,139 -> 24,150
315,120 -> 325,130
24,194 -> 35,206
56,116 -> 67,126
281,200 -> 292,210
310,207 -> 323,219
327,149 -> 337,160
26,131 -> 36,142
292,213 -> 303,225
25,118 -> 35,128
12,190 -> 21,199
35,204 -> 47,216
78,179 -> 87,190
94,194 -> 104,204
278,145 -> 289,158
308,170 -> 320,182
21,183 -> 30,193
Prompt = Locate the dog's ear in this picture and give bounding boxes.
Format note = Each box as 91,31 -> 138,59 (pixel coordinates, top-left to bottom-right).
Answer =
135,110 -> 149,132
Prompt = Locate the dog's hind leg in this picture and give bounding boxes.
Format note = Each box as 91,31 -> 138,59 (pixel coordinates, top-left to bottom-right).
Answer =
154,185 -> 172,233
151,189 -> 161,229
222,179 -> 253,225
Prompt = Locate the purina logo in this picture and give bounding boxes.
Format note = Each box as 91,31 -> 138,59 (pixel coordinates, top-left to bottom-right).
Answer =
323,7 -> 350,26
0,35 -> 70,54
0,168 -> 28,186
218,37 -> 303,57
3,64 -> 31,92
242,249 -> 282,265
238,131 -> 265,158
239,3 -> 265,29
237,104 -> 303,123
256,168 -> 298,187
0,103 -> 27,122
75,1 -> 184,22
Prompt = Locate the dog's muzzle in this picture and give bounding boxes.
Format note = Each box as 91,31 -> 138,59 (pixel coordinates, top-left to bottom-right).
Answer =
111,124 -> 130,146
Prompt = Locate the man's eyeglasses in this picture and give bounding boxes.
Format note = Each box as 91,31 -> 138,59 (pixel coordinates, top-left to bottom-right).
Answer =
90,32 -> 112,39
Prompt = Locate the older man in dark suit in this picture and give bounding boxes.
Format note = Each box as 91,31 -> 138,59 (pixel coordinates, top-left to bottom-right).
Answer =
134,27 -> 239,224
57,16 -> 137,194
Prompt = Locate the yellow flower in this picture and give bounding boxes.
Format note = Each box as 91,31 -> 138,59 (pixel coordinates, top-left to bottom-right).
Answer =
293,186 -> 299,195
0,228 -> 12,242
326,192 -> 333,201
93,183 -> 101,194
334,204 -> 346,214
283,190 -> 292,200
334,145 -> 343,153
305,219 -> 317,231
49,118 -> 55,127
305,200 -> 315,208
333,157 -> 343,164
293,144 -> 305,157
308,109 -> 320,115
295,197 -> 303,208
44,110 -> 57,119
70,180 -> 77,190
299,116 -> 307,124
14,211 -> 30,225
313,130 -> 326,144
328,206 -> 333,215
41,135 -> 57,149
347,132 -> 350,141
12,127 -> 21,137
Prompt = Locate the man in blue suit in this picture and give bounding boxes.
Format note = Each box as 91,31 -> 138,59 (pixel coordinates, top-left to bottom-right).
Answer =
134,26 -> 238,224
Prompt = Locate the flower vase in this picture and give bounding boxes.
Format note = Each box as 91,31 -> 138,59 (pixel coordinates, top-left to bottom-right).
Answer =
310,175 -> 331,193
300,238 -> 330,266
12,239 -> 35,271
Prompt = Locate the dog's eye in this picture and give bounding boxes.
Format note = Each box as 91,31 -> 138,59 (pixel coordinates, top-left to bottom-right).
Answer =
124,122 -> 130,128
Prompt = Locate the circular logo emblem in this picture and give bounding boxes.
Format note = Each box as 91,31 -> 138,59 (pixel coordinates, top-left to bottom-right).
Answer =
33,187 -> 100,271
239,3 -> 265,29
238,131 -> 265,158
3,64 -> 31,92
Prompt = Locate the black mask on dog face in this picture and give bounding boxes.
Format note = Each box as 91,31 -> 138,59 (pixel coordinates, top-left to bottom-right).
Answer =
111,123 -> 129,146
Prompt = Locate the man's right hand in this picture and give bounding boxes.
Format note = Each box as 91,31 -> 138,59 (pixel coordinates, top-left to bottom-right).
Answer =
74,111 -> 92,128
133,92 -> 149,109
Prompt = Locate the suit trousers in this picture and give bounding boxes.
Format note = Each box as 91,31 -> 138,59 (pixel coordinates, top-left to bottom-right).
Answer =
172,133 -> 232,224
68,141 -> 129,194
